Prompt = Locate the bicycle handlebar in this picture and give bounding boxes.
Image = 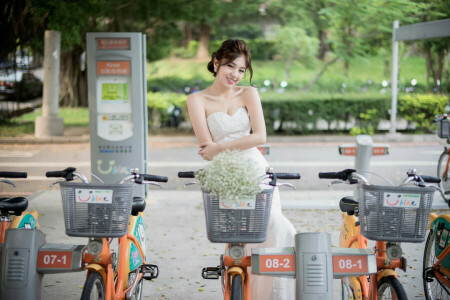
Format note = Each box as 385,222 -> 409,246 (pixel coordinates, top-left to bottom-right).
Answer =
46,167 -> 168,184
178,171 -> 195,178
0,171 -> 27,178
178,171 -> 301,184
412,174 -> 441,184
319,168 -> 440,186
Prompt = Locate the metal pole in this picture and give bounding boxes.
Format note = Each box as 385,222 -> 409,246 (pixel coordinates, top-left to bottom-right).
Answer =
390,20 -> 399,134
35,30 -> 64,137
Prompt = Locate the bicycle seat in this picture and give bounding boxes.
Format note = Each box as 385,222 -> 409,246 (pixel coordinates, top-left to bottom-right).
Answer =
0,196 -> 28,216
131,197 -> 146,216
339,196 -> 358,215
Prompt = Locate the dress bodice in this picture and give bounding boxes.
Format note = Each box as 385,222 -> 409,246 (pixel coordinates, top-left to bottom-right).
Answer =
206,107 -> 268,174
206,107 -> 251,144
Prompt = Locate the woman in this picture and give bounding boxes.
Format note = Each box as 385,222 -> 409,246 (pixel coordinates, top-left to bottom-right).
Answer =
187,39 -> 296,299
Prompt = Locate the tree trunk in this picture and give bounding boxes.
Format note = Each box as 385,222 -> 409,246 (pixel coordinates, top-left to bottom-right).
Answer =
317,29 -> 329,60
196,24 -> 210,60
60,48 -> 88,107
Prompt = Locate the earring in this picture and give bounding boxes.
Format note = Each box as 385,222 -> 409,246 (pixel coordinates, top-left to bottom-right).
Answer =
214,67 -> 217,72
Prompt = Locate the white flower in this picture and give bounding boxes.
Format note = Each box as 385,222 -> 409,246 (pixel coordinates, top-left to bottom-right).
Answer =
195,150 -> 261,200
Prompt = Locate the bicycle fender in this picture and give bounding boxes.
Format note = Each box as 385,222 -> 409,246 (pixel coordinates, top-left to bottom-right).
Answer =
84,264 -> 107,283
9,210 -> 40,229
349,277 -> 363,299
428,213 -> 439,230
376,269 -> 398,282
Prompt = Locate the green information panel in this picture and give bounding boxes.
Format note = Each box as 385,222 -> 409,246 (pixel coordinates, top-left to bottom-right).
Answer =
101,83 -> 129,101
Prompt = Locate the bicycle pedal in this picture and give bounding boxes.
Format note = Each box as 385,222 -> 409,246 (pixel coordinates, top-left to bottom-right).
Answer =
141,264 -> 159,280
202,266 -> 221,279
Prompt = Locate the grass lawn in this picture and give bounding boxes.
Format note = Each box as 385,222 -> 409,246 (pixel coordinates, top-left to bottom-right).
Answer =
0,108 -> 89,136
148,54 -> 427,90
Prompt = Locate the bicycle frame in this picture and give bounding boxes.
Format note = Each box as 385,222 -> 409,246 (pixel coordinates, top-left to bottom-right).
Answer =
83,212 -> 147,300
340,211 -> 404,300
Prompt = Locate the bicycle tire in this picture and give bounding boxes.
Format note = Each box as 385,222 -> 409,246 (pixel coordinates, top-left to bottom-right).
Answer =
377,276 -> 407,300
230,274 -> 243,300
81,271 -> 105,300
341,278 -> 357,300
423,229 -> 450,300
437,150 -> 450,203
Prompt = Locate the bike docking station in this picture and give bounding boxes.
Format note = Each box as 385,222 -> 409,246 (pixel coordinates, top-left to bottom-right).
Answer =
251,232 -> 377,300
0,32 -> 148,300
338,134 -> 390,179
86,32 -> 148,198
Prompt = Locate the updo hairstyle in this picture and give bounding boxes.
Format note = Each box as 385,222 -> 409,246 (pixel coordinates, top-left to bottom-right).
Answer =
207,39 -> 253,86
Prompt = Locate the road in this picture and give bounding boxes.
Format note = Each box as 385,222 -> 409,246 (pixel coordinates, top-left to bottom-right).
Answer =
0,137 -> 442,194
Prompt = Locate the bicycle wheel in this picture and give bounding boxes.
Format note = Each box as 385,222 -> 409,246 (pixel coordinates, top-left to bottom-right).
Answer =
437,150 -> 450,203
423,230 -> 450,300
81,272 -> 105,300
127,270 -> 143,300
341,278 -> 356,299
377,276 -> 407,300
230,274 -> 243,300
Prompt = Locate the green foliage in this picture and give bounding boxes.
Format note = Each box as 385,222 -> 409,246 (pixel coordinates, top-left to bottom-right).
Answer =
147,91 -> 187,127
259,92 -> 447,134
398,94 -> 449,132
173,41 -> 199,59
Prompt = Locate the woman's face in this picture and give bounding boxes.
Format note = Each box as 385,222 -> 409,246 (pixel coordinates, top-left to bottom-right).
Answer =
215,55 -> 247,87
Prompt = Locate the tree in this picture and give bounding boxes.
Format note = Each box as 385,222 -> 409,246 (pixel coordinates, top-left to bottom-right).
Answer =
320,0 -> 422,76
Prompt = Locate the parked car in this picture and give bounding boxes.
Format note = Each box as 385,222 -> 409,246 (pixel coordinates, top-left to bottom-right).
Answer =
0,70 -> 43,100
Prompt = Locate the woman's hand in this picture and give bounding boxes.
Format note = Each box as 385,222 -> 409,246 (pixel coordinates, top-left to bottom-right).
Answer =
198,142 -> 221,161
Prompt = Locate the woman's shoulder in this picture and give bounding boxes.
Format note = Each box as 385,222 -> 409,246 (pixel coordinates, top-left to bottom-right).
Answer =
187,90 -> 206,105
239,86 -> 260,103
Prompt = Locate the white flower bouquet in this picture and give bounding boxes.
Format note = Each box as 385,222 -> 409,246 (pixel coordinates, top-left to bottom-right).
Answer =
195,150 -> 261,201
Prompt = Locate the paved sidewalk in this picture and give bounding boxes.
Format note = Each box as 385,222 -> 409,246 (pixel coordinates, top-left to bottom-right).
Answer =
26,188 -> 449,299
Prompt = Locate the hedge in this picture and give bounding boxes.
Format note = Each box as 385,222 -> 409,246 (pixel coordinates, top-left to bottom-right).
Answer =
147,91 -> 449,134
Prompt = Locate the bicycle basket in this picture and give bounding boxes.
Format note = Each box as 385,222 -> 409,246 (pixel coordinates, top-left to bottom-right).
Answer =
202,189 -> 274,243
437,118 -> 450,139
59,182 -> 133,238
358,184 -> 435,243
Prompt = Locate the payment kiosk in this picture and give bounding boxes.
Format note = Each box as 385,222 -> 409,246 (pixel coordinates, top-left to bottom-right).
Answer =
86,32 -> 148,197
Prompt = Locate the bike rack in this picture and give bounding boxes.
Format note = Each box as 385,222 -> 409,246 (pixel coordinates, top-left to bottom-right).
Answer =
0,229 -> 84,300
339,134 -> 389,178
251,232 -> 377,300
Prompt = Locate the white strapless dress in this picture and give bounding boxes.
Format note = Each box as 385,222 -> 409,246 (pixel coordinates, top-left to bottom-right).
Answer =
207,107 -> 297,300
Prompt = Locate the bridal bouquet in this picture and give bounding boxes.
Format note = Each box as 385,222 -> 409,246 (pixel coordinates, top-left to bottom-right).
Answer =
195,150 -> 261,201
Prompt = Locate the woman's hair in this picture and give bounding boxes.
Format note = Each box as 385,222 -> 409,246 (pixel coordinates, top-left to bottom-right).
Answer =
207,39 -> 254,86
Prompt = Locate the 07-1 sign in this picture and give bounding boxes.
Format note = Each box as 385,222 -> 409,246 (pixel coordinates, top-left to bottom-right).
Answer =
37,251 -> 72,269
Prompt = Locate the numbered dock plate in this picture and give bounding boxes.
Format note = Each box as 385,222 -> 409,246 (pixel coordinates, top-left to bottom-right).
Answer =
37,244 -> 84,274
332,248 -> 376,278
251,247 -> 295,277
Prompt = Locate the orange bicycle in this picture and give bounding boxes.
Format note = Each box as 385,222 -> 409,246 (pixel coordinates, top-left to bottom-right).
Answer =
178,168 -> 300,300
46,167 -> 167,300
319,168 -> 439,300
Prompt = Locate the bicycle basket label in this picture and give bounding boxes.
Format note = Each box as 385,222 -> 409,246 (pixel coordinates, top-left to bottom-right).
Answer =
75,189 -> 113,204
383,192 -> 420,208
219,195 -> 256,210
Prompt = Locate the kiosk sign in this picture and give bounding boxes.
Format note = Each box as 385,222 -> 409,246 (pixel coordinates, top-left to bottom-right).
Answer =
87,32 -> 148,198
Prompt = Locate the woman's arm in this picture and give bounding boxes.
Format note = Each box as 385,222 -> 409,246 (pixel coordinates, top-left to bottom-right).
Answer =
187,93 -> 213,146
199,87 -> 266,160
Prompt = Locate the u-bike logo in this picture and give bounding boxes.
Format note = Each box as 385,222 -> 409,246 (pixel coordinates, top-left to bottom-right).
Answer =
97,160 -> 130,175
383,192 -> 420,208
